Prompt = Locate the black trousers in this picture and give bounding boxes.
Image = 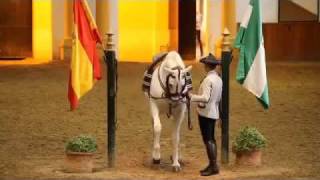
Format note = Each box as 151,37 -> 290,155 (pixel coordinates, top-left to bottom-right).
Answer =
196,30 -> 203,56
198,115 -> 216,143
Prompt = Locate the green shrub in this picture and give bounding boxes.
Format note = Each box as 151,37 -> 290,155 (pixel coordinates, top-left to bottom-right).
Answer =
233,126 -> 266,152
66,135 -> 97,153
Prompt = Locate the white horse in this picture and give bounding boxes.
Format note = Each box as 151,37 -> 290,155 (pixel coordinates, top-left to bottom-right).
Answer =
145,51 -> 192,172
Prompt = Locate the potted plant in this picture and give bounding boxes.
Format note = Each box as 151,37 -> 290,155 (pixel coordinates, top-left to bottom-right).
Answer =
232,126 -> 266,166
64,135 -> 97,173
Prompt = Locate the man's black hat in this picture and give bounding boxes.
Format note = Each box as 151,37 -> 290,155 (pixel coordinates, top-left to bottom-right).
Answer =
199,53 -> 221,66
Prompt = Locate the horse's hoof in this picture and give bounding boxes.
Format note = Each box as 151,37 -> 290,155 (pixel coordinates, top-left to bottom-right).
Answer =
172,166 -> 181,172
153,159 -> 161,164
170,156 -> 184,166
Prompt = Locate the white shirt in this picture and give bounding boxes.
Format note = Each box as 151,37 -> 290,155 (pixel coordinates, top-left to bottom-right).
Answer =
196,13 -> 202,31
191,70 -> 222,119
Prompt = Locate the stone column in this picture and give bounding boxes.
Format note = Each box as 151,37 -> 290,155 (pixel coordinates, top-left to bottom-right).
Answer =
224,0 -> 237,37
96,0 -> 108,35
169,0 -> 178,51
62,0 -> 97,60
62,0 -> 73,60
206,0 -> 223,55
52,0 -> 64,60
64,0 -> 73,43
87,0 -> 96,18
32,0 -> 53,62
96,0 -> 119,54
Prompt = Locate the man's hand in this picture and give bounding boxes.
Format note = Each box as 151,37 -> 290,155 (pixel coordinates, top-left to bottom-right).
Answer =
188,91 -> 193,99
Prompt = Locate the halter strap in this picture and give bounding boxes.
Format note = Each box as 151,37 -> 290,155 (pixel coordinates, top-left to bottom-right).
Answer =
155,63 -> 189,102
157,62 -> 167,95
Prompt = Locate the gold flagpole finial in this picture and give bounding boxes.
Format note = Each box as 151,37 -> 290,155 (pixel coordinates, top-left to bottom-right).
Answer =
106,31 -> 115,51
222,28 -> 231,52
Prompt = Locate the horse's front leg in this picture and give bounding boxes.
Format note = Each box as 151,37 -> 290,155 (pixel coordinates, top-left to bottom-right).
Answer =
150,99 -> 162,164
172,103 -> 186,172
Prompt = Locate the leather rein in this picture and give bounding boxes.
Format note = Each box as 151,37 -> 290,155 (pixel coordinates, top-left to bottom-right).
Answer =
156,64 -> 188,102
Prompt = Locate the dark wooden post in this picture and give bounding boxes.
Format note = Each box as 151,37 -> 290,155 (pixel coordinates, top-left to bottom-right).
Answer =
221,28 -> 233,164
103,32 -> 117,168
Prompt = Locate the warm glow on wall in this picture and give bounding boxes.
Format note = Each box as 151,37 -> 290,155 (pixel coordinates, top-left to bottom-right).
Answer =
155,0 -> 170,56
119,0 -> 169,62
202,0 -> 209,56
32,0 -> 53,62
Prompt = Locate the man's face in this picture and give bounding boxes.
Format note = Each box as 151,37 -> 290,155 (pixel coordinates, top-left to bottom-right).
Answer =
204,64 -> 212,72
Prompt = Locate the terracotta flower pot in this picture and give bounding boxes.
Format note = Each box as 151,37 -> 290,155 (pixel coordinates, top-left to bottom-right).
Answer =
235,150 -> 262,166
65,152 -> 94,173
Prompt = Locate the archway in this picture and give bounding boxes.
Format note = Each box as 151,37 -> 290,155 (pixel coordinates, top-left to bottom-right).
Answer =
178,0 -> 196,60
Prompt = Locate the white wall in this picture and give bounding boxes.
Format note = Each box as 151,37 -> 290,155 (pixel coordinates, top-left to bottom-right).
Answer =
236,0 -> 279,23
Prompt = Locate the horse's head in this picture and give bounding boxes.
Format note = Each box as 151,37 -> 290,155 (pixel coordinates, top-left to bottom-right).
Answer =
164,65 -> 192,98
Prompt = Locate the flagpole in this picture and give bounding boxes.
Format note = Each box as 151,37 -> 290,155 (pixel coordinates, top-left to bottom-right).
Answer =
104,32 -> 117,168
221,28 -> 233,164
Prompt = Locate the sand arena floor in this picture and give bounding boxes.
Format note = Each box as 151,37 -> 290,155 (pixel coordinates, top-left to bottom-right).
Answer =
0,60 -> 319,180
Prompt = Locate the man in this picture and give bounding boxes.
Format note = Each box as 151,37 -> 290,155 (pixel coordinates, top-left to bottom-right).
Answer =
189,53 -> 222,176
196,11 -> 203,56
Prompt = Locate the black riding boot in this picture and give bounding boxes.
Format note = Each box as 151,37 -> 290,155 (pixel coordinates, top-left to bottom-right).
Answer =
201,140 -> 219,176
199,146 -> 210,173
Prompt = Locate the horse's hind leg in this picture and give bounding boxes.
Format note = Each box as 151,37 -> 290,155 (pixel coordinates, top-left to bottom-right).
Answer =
150,99 -> 161,164
171,104 -> 186,172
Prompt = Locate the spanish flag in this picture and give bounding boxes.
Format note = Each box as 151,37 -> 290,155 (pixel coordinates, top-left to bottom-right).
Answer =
68,0 -> 102,110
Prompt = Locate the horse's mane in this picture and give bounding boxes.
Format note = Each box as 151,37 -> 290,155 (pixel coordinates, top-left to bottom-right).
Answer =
162,51 -> 185,69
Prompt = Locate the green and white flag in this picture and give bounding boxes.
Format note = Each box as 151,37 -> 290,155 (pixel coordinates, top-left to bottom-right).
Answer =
234,0 -> 269,109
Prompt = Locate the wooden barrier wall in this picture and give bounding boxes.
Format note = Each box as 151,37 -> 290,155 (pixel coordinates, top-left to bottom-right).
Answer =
263,22 -> 320,61
0,0 -> 32,58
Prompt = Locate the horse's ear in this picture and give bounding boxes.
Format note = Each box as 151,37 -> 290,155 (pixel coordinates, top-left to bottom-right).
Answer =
183,66 -> 192,73
164,67 -> 175,74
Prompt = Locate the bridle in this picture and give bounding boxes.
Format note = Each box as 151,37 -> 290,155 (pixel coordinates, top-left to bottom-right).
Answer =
157,64 -> 188,102
165,68 -> 188,102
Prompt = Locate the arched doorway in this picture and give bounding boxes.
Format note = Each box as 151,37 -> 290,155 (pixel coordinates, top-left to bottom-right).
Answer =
178,0 -> 196,60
